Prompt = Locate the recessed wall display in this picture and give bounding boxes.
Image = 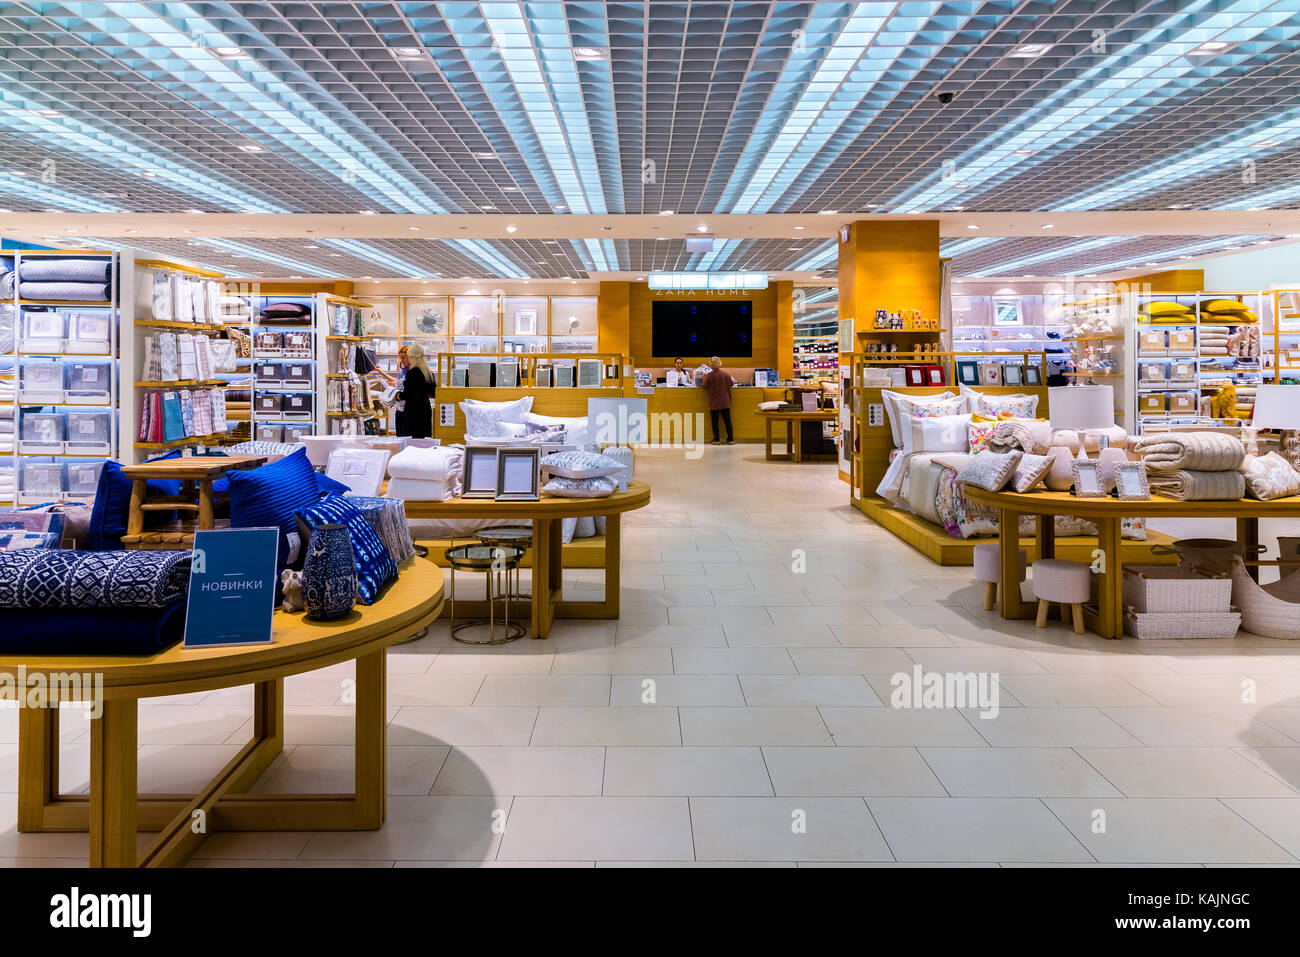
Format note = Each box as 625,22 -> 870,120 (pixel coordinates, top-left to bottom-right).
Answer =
496,447 -> 540,501
461,446 -> 500,499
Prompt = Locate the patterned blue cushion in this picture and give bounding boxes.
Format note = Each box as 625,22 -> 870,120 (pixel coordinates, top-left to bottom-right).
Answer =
0,548 -> 192,608
227,447 -> 321,565
296,494 -> 397,604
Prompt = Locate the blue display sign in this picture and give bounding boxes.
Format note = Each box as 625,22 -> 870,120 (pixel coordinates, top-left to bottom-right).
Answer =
183,527 -> 279,648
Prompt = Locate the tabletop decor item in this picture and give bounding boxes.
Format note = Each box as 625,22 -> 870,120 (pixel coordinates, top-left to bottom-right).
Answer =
1044,446 -> 1076,491
461,445 -> 501,499
1072,458 -> 1105,497
496,447 -> 541,501
301,523 -> 356,620
1114,461 -> 1150,501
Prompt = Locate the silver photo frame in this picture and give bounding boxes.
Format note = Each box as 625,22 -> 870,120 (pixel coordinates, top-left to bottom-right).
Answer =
1115,461 -> 1150,501
461,446 -> 500,499
496,447 -> 540,501
1072,459 -> 1106,497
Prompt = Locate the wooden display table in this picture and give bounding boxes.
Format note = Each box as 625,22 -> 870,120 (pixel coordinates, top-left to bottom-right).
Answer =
760,410 -> 839,463
120,454 -> 266,549
404,481 -> 651,638
5,559 -> 444,867
963,487 -> 1300,639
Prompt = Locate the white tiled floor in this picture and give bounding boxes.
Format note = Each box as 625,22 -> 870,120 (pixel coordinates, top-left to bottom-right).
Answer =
3,444 -> 1300,867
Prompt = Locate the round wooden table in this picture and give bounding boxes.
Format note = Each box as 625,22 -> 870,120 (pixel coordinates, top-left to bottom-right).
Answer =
404,480 -> 651,638
3,557 -> 444,868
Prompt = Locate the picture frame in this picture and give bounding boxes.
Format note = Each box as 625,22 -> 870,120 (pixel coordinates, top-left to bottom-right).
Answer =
576,358 -> 603,388
1114,461 -> 1150,501
904,365 -> 926,387
1003,364 -> 1023,386
495,447 -> 541,501
1071,459 -> 1106,497
926,365 -> 945,386
957,359 -> 980,386
460,446 -> 500,499
1023,365 -> 1042,385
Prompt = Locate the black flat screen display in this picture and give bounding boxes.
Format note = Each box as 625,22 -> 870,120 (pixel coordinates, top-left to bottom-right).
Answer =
651,300 -> 753,357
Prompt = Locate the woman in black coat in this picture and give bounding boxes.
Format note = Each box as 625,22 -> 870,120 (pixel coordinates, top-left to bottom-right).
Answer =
397,343 -> 434,438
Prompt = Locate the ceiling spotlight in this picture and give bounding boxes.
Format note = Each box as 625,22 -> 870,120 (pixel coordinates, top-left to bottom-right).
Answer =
481,205 -> 497,211
408,225 -> 422,230
421,280 -> 430,285
1008,42 -> 1053,59
818,210 -> 838,215
185,208 -> 206,214
304,244 -> 320,249
505,225 -> 517,233
503,186 -> 521,191
659,210 -> 674,216
601,225 -> 613,231
1010,148 -> 1040,156
1040,223 -> 1054,229
1168,203 -> 1190,209
212,46 -> 247,58
793,225 -> 805,230
656,236 -> 669,241
124,228 -> 138,234
697,225 -> 708,232
186,241 -> 203,246
473,151 -> 496,160
359,209 -> 376,215
135,170 -> 157,177
554,204 -> 567,210
391,46 -> 424,58
1252,140 -> 1283,148
1188,40 -> 1231,54
863,204 -> 880,209
237,144 -> 264,153
574,47 -> 607,60
1247,206 -> 1269,211
63,227 -> 77,233
967,224 -> 980,230
31,108 -> 62,117
788,247 -> 802,250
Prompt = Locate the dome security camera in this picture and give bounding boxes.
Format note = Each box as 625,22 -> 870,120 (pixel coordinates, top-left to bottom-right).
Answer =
934,90 -> 956,105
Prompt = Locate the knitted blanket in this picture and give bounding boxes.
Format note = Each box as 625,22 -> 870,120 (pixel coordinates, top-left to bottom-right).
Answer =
0,549 -> 192,609
1148,469 -> 1246,500
1133,431 -> 1244,471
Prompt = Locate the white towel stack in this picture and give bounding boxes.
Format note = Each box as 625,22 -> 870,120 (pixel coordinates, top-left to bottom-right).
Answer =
386,445 -> 465,501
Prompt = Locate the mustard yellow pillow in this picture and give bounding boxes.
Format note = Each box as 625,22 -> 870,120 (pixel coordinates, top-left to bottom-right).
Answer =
1141,300 -> 1193,317
1200,298 -> 1249,313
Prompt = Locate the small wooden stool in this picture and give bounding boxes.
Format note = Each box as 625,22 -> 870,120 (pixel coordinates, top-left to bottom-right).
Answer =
120,454 -> 266,549
1031,559 -> 1091,634
973,544 -> 1026,611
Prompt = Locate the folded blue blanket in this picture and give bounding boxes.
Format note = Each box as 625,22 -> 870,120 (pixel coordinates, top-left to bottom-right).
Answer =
0,600 -> 186,654
18,258 -> 113,283
0,548 -> 192,609
17,281 -> 109,302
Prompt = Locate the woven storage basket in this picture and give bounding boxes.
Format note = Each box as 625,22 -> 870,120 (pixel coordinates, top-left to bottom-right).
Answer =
1121,564 -> 1232,614
1231,558 -> 1300,640
1124,606 -> 1241,640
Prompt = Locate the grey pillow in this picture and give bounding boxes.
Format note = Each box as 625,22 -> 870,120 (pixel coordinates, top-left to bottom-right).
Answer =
1012,453 -> 1052,493
956,449 -> 1024,492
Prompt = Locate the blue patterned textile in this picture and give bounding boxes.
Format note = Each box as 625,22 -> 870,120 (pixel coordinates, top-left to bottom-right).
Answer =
0,548 -> 191,608
296,494 -> 396,604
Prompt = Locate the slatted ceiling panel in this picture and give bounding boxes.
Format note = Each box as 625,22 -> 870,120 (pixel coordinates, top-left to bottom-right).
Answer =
4,2 -> 1300,279
946,234 -> 1287,279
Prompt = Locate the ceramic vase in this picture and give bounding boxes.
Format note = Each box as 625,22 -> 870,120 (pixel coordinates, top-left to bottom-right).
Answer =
1044,447 -> 1076,492
604,445 -> 633,492
1097,447 -> 1128,492
302,523 -> 357,621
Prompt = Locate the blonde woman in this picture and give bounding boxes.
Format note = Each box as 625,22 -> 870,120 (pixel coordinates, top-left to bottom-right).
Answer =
397,343 -> 434,438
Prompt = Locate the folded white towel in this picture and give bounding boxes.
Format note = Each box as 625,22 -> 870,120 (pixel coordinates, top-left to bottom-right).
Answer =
385,475 -> 460,501
387,445 -> 464,482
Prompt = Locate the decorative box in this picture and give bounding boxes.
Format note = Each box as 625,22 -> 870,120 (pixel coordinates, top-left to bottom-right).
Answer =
283,330 -> 313,357
254,392 -> 283,415
64,361 -> 111,403
65,461 -> 103,496
555,364 -> 575,388
1139,361 -> 1167,383
1170,360 -> 1196,382
1169,391 -> 1197,414
255,361 -> 283,384
19,411 -> 65,453
65,409 -> 112,454
65,312 -> 111,355
467,362 -> 494,388
254,330 -> 284,355
1139,393 -> 1167,414
282,362 -> 313,387
1169,330 -> 1196,353
282,392 -> 313,418
21,460 -> 64,497
19,358 -> 64,402
256,423 -> 284,443
283,423 -> 313,443
20,310 -> 65,353
1140,330 -> 1167,354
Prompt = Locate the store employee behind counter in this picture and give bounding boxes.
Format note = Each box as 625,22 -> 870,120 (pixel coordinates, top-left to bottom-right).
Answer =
664,357 -> 693,387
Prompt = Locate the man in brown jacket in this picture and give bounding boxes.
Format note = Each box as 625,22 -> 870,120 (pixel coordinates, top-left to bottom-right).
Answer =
703,356 -> 735,445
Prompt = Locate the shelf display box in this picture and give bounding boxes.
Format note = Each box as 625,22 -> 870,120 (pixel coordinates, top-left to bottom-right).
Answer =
253,330 -> 284,355
467,362 -> 494,388
20,310 -> 66,354
19,411 -> 65,454
283,362 -> 313,388
256,423 -> 285,443
283,330 -> 313,357
20,461 -> 63,498
1140,361 -> 1168,384
64,361 -> 111,404
1169,329 -> 1196,354
1140,393 -> 1168,415
65,312 -> 111,355
282,393 -> 313,419
255,361 -> 283,384
1169,391 -> 1197,414
65,461 -> 103,497
283,423 -> 313,443
449,368 -> 468,388
535,365 -> 553,388
255,392 -> 284,416
555,364 -> 575,388
497,360 -> 520,388
19,358 -> 64,403
1140,330 -> 1167,354
64,409 -> 112,455
576,358 -> 603,387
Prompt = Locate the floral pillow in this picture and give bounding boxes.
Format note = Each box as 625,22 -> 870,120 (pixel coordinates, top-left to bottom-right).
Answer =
960,385 -> 1040,419
967,414 -> 1001,453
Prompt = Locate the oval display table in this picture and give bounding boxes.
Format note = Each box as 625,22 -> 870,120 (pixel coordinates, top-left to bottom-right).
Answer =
4,557 -> 444,868
404,480 -> 651,638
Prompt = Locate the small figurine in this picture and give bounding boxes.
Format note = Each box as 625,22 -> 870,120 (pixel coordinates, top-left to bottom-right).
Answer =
281,567 -> 305,612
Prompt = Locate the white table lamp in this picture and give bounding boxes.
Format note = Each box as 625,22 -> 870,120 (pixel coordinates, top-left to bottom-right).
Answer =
1048,385 -> 1116,459
1251,384 -> 1300,468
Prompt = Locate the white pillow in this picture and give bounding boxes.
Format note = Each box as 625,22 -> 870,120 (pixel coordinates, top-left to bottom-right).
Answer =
960,385 -> 1040,418
525,412 -> 589,447
497,421 -> 527,438
757,400 -> 782,411
544,476 -> 617,498
880,390 -> 965,447
459,396 -> 534,438
541,450 -> 625,479
901,413 -> 971,454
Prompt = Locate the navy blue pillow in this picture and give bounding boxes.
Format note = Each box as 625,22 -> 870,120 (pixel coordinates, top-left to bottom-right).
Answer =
226,447 -> 322,565
316,473 -> 350,496
86,453 -> 184,551
296,494 -> 397,604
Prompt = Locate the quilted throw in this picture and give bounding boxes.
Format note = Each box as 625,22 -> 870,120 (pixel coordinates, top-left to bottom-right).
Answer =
1148,469 -> 1246,501
1133,431 -> 1244,471
0,549 -> 192,609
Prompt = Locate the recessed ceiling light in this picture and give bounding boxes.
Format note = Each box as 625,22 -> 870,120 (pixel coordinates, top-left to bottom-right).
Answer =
31,108 -> 62,117
793,225 -> 805,230
391,46 -> 424,58
948,206 -> 965,211
481,205 -> 497,211
601,225 -> 612,232
291,275 -> 305,279
1041,223 -> 1054,229
304,244 -> 319,249
135,170 -> 157,177
554,204 -> 567,211
788,247 -> 802,251
328,253 -> 342,257
967,224 -> 979,230
421,280 -> 430,285
372,280 -> 381,284
570,280 -> 578,284
505,225 -> 517,233
697,225 -> 708,233
659,210 -> 675,216
1188,40 -> 1231,54
1010,148 -> 1039,156
863,204 -> 879,209
212,46 -> 247,58
574,47 -> 607,60
124,228 -> 138,234
1252,140 -> 1283,148
1008,42 -> 1052,59
818,210 -> 838,215
408,225 -> 422,231
63,227 -> 77,233
1168,203 -> 1190,209
1247,206 -> 1269,211
186,241 -> 203,246
359,209 -> 376,215
656,236 -> 669,241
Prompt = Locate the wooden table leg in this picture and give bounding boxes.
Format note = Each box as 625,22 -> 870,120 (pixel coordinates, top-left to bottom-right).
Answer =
603,512 -> 621,619
1238,516 -> 1260,582
531,518 -> 552,638
17,706 -> 58,832
354,651 -> 386,829
793,421 -> 803,464
764,418 -> 773,460
89,698 -> 137,868
1036,514 -> 1055,562
1097,517 -> 1123,639
999,507 -> 1025,619
126,478 -> 147,538
198,476 -> 215,530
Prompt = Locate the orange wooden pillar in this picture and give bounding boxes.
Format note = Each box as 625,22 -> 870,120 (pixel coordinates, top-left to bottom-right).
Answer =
837,219 -> 942,337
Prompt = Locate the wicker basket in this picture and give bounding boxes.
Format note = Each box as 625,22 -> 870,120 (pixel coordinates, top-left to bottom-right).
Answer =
1124,605 -> 1241,640
1231,558 -> 1300,639
1121,564 -> 1233,614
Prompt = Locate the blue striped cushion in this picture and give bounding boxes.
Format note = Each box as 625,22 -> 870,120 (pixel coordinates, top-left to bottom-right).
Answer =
296,494 -> 397,604
227,446 -> 321,565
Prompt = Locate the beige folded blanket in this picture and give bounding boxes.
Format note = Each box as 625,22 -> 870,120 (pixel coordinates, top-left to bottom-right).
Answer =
1148,469 -> 1246,500
1133,431 -> 1244,471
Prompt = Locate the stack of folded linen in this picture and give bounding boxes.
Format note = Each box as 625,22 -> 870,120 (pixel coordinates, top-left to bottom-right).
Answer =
12,258 -> 113,302
0,415 -> 13,455
0,467 -> 14,502
385,445 -> 464,501
1133,431 -> 1246,500
1198,325 -> 1232,357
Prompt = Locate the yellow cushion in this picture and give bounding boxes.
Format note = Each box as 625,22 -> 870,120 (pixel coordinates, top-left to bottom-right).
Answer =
1141,300 -> 1192,317
1200,298 -> 1249,313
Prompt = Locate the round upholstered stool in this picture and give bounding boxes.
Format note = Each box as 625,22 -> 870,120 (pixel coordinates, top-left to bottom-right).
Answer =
1031,559 -> 1091,634
972,544 -> 1027,611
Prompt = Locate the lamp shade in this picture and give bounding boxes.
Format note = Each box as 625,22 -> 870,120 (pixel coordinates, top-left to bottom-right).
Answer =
1048,385 -> 1114,431
1250,385 -> 1300,429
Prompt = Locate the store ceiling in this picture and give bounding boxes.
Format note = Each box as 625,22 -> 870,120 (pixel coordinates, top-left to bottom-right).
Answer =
2,1 -> 1300,280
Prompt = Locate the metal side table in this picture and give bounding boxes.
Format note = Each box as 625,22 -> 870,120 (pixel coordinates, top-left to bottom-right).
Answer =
445,542 -> 527,645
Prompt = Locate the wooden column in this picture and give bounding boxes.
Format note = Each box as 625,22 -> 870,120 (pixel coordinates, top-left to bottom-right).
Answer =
775,279 -> 795,380
597,281 -> 631,358
838,220 -> 941,346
